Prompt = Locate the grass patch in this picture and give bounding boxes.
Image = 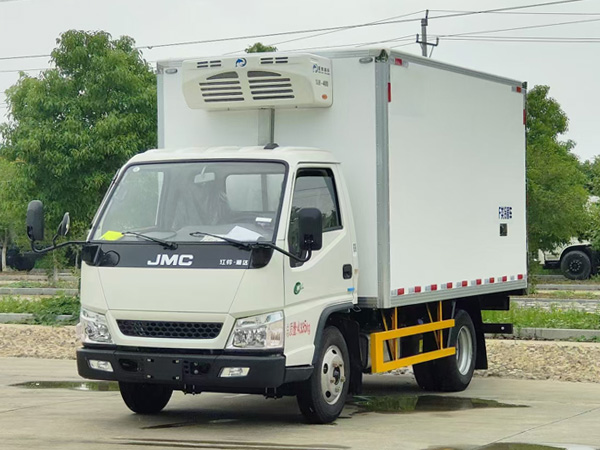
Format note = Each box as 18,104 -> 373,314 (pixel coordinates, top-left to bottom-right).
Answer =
523,290 -> 600,299
4,280 -> 78,289
483,304 -> 600,330
0,295 -> 80,325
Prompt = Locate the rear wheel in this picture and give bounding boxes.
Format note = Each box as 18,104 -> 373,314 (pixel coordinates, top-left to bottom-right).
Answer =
296,326 -> 349,424
413,309 -> 476,392
119,382 -> 173,414
561,250 -> 591,280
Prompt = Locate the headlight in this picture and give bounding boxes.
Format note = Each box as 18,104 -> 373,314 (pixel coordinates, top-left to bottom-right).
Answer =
227,311 -> 284,350
76,308 -> 114,344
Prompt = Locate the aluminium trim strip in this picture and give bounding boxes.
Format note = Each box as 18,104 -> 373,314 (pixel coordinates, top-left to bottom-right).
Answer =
388,280 -> 527,308
374,59 -> 391,310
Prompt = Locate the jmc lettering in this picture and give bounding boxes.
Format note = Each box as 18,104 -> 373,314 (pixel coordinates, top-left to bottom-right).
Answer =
147,254 -> 194,266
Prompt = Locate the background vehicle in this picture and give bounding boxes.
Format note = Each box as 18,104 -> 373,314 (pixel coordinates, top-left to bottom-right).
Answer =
27,49 -> 527,423
539,196 -> 599,280
539,239 -> 599,280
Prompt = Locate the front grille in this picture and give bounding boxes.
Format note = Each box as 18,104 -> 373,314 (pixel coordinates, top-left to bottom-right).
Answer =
117,320 -> 223,340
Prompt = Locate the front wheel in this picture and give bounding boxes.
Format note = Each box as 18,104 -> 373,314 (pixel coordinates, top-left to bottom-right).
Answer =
413,309 -> 477,392
119,382 -> 173,414
296,326 -> 349,424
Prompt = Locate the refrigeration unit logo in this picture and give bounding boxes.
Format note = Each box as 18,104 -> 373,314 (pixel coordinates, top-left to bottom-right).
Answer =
147,254 -> 194,266
235,58 -> 247,68
312,63 -> 330,75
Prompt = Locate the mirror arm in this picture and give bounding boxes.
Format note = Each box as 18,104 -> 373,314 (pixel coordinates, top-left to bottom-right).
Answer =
255,243 -> 312,263
30,240 -> 88,255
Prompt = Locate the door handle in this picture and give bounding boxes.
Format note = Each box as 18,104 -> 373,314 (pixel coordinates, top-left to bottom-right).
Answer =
343,264 -> 352,279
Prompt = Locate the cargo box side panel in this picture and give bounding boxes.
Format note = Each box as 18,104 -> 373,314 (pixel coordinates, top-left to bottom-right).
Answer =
158,63 -> 261,149
275,57 -> 379,299
387,62 -> 527,307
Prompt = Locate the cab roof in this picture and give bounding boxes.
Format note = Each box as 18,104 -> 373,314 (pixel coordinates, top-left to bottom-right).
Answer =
128,146 -> 339,167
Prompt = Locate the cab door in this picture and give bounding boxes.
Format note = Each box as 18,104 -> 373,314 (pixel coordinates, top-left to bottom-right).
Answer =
283,165 -> 355,366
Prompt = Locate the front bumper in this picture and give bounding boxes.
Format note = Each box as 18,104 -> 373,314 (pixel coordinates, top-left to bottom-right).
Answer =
77,347 -> 307,393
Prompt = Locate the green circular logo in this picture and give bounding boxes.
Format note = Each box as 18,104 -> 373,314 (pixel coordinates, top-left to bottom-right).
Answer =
293,282 -> 304,295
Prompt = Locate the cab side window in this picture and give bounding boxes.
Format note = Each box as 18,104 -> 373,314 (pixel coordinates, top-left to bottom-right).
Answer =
288,168 -> 342,263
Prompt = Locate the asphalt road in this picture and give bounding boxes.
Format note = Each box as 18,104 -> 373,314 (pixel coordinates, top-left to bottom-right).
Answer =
1,357 -> 600,450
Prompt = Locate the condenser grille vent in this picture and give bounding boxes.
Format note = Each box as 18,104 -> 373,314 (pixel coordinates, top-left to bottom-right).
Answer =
260,57 -> 288,65
199,71 -> 242,103
196,60 -> 222,69
249,75 -> 294,100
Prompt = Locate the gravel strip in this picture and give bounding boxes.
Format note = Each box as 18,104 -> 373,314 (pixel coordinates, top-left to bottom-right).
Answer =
478,339 -> 600,383
0,325 -> 599,383
0,324 -> 79,359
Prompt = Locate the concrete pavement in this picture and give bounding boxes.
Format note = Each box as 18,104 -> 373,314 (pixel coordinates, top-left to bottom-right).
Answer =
0,357 -> 599,450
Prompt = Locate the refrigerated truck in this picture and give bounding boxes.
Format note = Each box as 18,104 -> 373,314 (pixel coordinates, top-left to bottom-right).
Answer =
26,48 -> 527,424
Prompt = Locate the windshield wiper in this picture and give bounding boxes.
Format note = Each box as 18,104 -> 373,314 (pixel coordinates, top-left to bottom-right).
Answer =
189,231 -> 311,262
122,231 -> 178,250
189,231 -> 252,249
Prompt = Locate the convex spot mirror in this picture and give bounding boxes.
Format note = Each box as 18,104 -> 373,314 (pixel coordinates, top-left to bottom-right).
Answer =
56,212 -> 70,237
26,200 -> 44,242
298,207 -> 323,252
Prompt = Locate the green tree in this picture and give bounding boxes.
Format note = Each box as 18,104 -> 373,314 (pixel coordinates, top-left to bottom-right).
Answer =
245,42 -> 277,53
0,30 -> 157,239
0,157 -> 24,270
526,85 -> 588,255
580,157 -> 600,196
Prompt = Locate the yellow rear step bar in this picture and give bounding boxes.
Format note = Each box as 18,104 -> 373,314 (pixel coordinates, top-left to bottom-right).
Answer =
370,301 -> 456,373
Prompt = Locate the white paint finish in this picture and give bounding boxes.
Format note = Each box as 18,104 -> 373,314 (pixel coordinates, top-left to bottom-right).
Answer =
227,252 -> 285,317
282,165 -> 355,366
387,61 -> 527,301
98,267 -> 244,313
159,54 -> 379,297
79,264 -> 109,312
160,67 -> 261,148
275,56 -> 379,297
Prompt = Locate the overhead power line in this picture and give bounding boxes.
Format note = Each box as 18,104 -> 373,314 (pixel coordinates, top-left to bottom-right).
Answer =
431,9 -> 600,16
0,0 -> 587,64
224,10 -> 426,54
133,0 -> 586,51
435,17 -> 600,38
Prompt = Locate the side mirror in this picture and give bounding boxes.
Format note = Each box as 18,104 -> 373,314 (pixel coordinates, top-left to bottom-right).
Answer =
26,200 -> 45,242
298,207 -> 323,252
56,212 -> 70,237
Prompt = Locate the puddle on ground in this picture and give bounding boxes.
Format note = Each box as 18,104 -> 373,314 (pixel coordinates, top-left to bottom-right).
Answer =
12,381 -> 119,391
352,395 -> 526,413
114,437 -> 348,450
429,444 -> 598,450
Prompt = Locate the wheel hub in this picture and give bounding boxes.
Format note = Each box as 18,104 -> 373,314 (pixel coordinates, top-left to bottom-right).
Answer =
320,345 -> 346,405
456,326 -> 474,376
569,260 -> 582,272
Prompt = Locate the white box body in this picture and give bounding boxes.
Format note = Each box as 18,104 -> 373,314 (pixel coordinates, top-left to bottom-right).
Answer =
158,49 -> 527,309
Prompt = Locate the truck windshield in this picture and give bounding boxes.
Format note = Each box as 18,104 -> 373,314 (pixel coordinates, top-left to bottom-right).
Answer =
91,161 -> 286,243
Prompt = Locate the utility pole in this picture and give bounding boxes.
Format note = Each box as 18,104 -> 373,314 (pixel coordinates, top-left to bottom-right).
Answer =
416,10 -> 439,58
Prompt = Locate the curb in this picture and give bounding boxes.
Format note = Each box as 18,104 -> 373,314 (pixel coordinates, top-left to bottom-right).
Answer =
0,313 -> 75,323
537,284 -> 600,291
0,288 -> 79,296
487,327 -> 600,341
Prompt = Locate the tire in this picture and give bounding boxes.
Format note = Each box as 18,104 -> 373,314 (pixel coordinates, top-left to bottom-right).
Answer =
296,326 -> 350,424
413,309 -> 477,392
560,250 -> 591,280
119,382 -> 173,414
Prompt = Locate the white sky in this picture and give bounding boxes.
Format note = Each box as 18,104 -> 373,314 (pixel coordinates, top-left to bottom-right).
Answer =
0,0 -> 599,160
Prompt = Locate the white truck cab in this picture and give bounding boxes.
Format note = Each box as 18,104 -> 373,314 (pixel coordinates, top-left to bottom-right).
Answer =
26,49 -> 527,423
